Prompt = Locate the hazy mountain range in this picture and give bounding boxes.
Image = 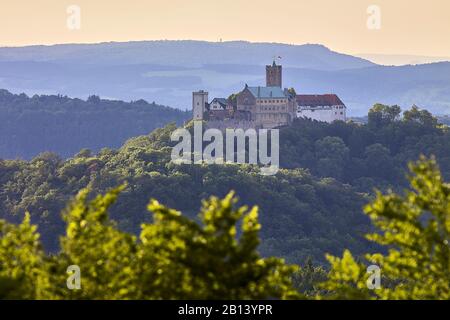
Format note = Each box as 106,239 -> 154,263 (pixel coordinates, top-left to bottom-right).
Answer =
0,40 -> 449,115
356,53 -> 450,66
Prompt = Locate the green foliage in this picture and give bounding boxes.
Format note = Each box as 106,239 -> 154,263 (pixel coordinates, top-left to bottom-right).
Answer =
1,157 -> 449,299
1,103 -> 449,269
0,190 -> 299,299
227,93 -> 238,107
368,103 -> 401,128
280,104 -> 449,190
51,186 -> 138,299
403,105 -> 438,127
0,213 -> 50,299
0,140 -> 371,265
287,87 -> 297,96
291,257 -> 328,297
321,157 -> 450,299
315,136 -> 349,179
138,191 -> 299,299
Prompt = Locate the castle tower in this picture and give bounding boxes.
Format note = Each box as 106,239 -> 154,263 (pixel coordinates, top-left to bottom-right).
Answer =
192,90 -> 208,120
266,60 -> 282,87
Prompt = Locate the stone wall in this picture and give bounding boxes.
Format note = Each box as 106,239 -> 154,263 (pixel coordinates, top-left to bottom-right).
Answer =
205,119 -> 262,131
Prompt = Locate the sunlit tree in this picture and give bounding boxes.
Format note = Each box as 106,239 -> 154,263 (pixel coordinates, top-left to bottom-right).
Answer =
321,157 -> 450,299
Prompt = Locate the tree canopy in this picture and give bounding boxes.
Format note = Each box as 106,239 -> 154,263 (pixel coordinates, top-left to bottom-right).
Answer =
0,189 -> 299,299
0,158 -> 448,299
321,157 -> 449,299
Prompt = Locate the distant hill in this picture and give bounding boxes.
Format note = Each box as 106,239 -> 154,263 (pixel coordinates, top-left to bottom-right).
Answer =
0,41 -> 374,70
0,40 -> 449,115
0,89 -> 190,159
284,62 -> 450,115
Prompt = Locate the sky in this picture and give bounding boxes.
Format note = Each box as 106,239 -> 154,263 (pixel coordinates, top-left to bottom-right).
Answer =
1,0 -> 449,58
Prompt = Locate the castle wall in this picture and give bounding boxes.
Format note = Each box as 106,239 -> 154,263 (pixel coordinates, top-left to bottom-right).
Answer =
297,105 -> 346,123
206,119 -> 262,131
254,112 -> 292,129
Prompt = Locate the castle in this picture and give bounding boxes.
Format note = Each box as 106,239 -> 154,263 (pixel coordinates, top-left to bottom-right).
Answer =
193,61 -> 346,129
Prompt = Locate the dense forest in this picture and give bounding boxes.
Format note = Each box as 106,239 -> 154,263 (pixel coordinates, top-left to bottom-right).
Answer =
280,104 -> 450,191
1,103 -> 449,267
0,89 -> 190,159
0,158 -> 448,299
0,124 -> 372,265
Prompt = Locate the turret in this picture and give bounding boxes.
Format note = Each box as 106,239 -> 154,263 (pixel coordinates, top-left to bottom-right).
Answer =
192,90 -> 208,120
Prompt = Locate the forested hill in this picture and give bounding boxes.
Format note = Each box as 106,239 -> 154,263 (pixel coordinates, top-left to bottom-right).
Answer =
0,123 -> 373,266
0,89 -> 190,159
279,105 -> 450,192
1,104 -> 450,266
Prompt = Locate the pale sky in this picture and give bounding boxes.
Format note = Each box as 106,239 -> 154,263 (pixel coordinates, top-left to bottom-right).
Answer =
1,0 -> 449,56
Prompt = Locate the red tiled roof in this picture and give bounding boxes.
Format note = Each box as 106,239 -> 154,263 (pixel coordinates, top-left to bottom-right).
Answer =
296,94 -> 344,107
